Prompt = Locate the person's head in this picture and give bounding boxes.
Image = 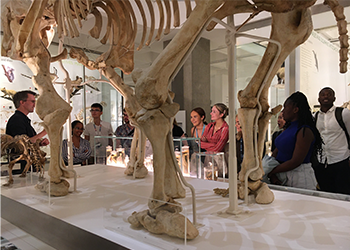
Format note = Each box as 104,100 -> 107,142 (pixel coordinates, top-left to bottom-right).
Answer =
191,107 -> 206,127
318,87 -> 336,110
122,109 -> 130,124
277,112 -> 286,129
235,114 -> 242,132
71,120 -> 84,137
90,103 -> 103,119
12,90 -> 37,114
283,91 -> 311,124
211,103 -> 228,121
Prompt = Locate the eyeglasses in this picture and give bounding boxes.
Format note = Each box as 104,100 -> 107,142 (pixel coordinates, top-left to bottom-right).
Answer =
90,109 -> 101,112
24,100 -> 36,103
74,127 -> 84,131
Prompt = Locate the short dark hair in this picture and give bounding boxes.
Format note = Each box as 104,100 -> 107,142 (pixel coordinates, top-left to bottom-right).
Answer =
71,120 -> 83,135
91,103 -> 103,112
319,87 -> 335,96
13,90 -> 37,109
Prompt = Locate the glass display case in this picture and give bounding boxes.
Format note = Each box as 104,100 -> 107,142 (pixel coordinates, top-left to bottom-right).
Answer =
195,152 -> 226,182
93,136 -> 133,166
93,136 -> 201,176
173,137 -> 201,176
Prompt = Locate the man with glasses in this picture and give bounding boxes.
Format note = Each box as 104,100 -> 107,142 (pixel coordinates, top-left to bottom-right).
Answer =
5,90 -> 49,174
84,103 -> 113,164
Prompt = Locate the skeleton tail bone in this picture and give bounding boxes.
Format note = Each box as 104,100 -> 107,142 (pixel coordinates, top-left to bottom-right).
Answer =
324,0 -> 349,73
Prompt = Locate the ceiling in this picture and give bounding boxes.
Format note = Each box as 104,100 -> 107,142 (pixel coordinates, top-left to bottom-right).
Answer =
50,0 -> 350,86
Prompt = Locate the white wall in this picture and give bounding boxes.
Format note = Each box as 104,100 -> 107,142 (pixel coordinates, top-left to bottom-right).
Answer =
0,55 -> 122,144
210,71 -> 224,106
298,31 -> 350,108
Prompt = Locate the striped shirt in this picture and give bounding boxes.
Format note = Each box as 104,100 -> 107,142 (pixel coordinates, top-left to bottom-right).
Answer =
62,138 -> 92,165
201,121 -> 229,153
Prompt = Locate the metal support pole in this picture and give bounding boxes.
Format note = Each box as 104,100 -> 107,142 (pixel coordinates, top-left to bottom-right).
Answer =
225,15 -> 240,215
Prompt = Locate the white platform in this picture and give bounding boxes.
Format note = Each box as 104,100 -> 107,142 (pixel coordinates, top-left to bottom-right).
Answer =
1,164 -> 350,250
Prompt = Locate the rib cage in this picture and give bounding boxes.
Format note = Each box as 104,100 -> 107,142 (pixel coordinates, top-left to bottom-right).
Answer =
54,0 -> 189,51
1,0 -> 348,74
51,0 -> 196,74
51,0 -> 348,74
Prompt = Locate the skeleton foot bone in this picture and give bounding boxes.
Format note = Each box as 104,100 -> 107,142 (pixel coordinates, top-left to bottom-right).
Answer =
35,179 -> 70,197
128,209 -> 198,240
124,163 -> 148,178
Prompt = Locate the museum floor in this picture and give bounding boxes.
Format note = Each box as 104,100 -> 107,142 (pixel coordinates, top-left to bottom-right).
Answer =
1,164 -> 350,250
1,218 -> 56,250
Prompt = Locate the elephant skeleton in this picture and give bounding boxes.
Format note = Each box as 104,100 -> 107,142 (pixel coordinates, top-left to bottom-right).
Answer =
1,0 -> 348,240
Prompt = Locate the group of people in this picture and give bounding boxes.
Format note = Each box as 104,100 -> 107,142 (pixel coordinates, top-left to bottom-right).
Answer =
5,92 -> 131,168
62,105 -> 133,165
61,103 -> 113,165
189,103 -> 230,153
188,88 -> 350,195
6,88 -> 350,195
262,88 -> 350,195
6,90 -> 230,170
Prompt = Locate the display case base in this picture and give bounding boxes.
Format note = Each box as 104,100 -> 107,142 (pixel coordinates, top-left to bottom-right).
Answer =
1,164 -> 350,250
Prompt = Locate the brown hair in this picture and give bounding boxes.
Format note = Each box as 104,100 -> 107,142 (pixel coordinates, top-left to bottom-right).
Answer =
213,103 -> 228,119
191,107 -> 207,125
13,90 -> 36,109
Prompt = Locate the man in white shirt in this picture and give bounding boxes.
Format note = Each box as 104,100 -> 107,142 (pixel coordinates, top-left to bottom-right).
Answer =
84,103 -> 113,164
315,87 -> 350,195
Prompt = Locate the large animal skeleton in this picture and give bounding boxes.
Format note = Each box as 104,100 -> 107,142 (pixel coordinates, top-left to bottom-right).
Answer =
1,134 -> 46,186
1,0 -> 348,240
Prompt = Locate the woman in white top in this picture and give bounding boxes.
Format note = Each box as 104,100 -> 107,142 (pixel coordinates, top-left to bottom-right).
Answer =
190,107 -> 207,138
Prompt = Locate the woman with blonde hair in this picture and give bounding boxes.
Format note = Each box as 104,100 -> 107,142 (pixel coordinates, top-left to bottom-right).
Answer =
201,103 -> 229,152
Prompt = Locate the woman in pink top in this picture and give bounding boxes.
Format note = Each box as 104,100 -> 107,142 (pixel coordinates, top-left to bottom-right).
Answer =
201,103 -> 229,153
